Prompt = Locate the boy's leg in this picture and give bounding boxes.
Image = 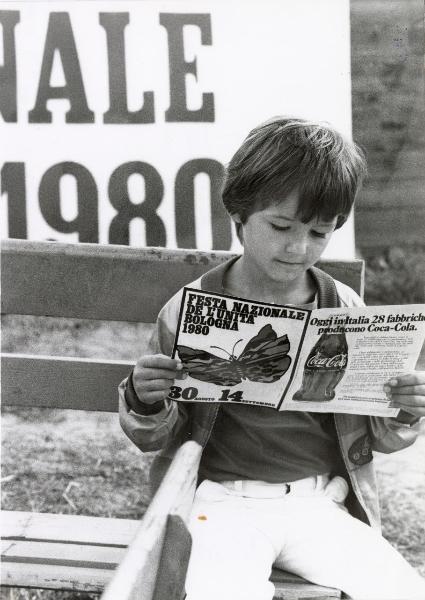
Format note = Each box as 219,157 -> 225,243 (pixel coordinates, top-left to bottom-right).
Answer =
273,496 -> 425,600
185,481 -> 277,600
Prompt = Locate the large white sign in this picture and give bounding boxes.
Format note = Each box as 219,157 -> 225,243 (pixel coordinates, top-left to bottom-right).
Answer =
1,0 -> 354,257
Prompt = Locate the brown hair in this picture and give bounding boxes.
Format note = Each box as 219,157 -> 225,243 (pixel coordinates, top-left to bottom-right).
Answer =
222,116 -> 367,231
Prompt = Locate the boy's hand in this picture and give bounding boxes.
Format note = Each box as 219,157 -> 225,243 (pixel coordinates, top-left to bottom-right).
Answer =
133,354 -> 183,405
384,371 -> 425,418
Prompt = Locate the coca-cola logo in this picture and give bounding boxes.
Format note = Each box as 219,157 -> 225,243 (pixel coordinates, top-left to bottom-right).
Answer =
306,352 -> 347,369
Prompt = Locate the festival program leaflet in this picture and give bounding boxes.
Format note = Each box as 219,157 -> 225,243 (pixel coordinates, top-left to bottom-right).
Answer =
169,288 -> 425,417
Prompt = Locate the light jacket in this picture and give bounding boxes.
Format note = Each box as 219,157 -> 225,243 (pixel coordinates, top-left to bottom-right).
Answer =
119,258 -> 420,530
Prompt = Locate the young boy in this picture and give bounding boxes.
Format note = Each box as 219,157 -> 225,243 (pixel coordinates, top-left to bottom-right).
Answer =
119,117 -> 425,600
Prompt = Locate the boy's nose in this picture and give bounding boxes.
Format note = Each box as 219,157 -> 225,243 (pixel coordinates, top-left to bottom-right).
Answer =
285,237 -> 307,255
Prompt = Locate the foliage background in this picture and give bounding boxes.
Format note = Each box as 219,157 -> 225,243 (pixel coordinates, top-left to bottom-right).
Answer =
352,0 -> 424,252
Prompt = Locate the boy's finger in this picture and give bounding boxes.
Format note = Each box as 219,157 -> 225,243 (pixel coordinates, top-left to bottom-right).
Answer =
143,390 -> 171,403
139,355 -> 183,370
175,368 -> 189,380
385,372 -> 424,388
135,368 -> 178,381
389,394 -> 425,411
384,384 -> 425,396
140,379 -> 174,392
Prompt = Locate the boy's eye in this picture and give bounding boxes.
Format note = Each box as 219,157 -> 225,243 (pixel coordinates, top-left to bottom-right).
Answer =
311,230 -> 328,239
270,222 -> 331,238
270,223 -> 290,231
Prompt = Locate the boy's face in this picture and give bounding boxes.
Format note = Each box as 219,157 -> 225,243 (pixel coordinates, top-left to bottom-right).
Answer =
233,189 -> 338,285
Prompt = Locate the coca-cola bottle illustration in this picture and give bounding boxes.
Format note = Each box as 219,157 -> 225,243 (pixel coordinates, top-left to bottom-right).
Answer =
293,331 -> 348,402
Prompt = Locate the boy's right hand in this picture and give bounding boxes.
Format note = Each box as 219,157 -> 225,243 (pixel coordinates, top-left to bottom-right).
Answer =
132,354 -> 183,405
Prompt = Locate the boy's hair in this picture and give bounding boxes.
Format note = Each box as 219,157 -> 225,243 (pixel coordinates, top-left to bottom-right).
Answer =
222,116 -> 367,231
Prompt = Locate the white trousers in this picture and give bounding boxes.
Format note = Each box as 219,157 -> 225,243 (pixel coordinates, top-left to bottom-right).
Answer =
185,477 -> 425,600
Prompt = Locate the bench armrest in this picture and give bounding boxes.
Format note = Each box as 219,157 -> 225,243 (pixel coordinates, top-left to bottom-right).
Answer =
101,441 -> 202,600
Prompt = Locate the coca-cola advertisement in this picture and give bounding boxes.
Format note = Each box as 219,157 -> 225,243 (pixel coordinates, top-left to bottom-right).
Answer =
292,332 -> 348,402
171,288 -> 425,417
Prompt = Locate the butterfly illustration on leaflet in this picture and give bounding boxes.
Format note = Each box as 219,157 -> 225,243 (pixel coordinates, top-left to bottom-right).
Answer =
176,324 -> 291,386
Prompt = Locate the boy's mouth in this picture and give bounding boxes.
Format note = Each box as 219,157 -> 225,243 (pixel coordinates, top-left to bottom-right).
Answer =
275,259 -> 304,266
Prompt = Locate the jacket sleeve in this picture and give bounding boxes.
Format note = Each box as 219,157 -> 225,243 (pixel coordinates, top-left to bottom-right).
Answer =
118,289 -> 190,452
368,414 -> 420,454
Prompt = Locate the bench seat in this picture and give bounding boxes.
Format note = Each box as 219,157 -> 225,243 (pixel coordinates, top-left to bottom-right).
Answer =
1,510 -> 341,598
1,511 -> 134,592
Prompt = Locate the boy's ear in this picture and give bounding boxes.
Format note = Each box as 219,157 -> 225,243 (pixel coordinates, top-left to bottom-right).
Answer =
233,219 -> 243,244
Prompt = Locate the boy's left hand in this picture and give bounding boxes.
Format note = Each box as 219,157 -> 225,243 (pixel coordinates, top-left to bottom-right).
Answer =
384,371 -> 425,418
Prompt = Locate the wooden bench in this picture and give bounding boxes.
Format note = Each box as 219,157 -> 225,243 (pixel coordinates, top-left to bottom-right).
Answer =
1,239 -> 364,599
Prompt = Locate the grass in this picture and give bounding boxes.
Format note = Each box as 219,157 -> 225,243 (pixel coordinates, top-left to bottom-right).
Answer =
364,246 -> 425,306
1,410 -> 154,519
1,315 -> 156,522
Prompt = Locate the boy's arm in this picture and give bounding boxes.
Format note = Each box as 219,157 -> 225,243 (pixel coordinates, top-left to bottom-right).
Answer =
118,376 -> 183,453
119,290 -> 189,452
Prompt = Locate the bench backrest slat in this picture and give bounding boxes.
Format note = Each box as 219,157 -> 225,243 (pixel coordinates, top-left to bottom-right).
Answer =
1,240 -> 364,322
1,354 -> 133,411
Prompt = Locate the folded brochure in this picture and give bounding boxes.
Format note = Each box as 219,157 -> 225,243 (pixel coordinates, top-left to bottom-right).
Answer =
169,288 -> 425,417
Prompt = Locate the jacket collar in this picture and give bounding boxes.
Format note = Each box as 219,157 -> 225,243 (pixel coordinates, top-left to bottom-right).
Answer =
200,255 -> 240,294
199,256 -> 339,309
